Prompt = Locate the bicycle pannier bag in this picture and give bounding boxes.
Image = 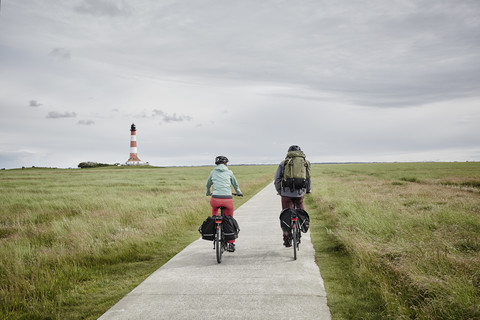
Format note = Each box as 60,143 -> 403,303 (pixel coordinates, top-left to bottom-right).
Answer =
222,215 -> 240,241
279,208 -> 310,233
296,208 -> 310,233
282,150 -> 311,191
280,208 -> 294,232
199,216 -> 216,241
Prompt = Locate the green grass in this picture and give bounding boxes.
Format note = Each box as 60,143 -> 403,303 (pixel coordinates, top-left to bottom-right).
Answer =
0,165 -> 276,319
2,162 -> 479,319
307,162 -> 480,319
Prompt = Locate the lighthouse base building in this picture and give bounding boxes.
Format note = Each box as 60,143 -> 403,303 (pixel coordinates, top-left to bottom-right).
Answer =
125,160 -> 148,166
124,123 -> 148,166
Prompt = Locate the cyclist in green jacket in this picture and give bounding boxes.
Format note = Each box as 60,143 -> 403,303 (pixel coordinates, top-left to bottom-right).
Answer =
206,156 -> 243,252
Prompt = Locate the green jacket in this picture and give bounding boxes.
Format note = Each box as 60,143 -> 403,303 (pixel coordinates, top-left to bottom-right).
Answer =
206,164 -> 242,197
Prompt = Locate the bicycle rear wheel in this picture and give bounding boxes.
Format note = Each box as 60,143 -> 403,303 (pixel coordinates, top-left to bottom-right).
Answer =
216,224 -> 223,263
292,222 -> 298,260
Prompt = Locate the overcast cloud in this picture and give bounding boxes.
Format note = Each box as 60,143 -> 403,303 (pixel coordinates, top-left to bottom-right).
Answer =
1,0 -> 479,169
29,100 -> 42,107
46,111 -> 77,119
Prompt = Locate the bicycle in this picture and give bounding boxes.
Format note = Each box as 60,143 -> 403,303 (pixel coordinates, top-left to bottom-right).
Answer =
212,193 -> 242,264
280,200 -> 308,260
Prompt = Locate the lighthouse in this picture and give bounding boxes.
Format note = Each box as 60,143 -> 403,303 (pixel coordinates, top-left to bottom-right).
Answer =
125,123 -> 146,165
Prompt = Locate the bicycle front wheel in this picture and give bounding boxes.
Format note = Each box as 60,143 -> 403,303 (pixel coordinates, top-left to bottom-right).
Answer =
216,225 -> 223,264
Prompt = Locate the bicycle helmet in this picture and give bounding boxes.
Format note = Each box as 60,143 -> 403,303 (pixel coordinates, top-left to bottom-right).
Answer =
215,155 -> 229,165
288,145 -> 301,152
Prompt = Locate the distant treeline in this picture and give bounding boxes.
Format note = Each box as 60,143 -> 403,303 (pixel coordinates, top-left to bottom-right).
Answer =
77,162 -> 119,168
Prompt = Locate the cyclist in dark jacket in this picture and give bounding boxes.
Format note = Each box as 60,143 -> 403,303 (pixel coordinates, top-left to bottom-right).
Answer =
274,145 -> 311,247
274,145 -> 311,210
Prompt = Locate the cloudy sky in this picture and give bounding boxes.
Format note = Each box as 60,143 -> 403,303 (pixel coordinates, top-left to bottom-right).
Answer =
1,0 -> 479,169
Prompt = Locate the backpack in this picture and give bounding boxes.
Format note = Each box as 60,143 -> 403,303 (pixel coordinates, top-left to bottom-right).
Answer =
279,208 -> 310,233
198,216 -> 216,241
282,150 -> 311,191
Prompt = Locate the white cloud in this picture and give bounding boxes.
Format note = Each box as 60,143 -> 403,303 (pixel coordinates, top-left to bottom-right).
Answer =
29,100 -> 42,107
78,120 -> 95,125
74,0 -> 133,17
152,109 -> 192,123
49,48 -> 71,60
46,111 -> 77,119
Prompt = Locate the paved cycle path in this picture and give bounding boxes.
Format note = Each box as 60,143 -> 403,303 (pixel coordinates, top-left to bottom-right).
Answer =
99,183 -> 331,320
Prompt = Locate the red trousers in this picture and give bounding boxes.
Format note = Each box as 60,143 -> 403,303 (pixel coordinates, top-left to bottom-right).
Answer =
210,197 -> 235,243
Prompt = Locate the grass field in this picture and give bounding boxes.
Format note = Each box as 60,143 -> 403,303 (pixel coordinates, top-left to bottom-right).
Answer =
1,162 -> 479,319
307,162 -> 480,319
0,165 -> 276,319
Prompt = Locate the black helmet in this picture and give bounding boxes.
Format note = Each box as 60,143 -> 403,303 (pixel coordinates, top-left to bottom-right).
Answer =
215,155 -> 229,165
288,145 -> 301,152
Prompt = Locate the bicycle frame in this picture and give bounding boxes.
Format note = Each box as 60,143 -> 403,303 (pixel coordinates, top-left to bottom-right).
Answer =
290,203 -> 301,260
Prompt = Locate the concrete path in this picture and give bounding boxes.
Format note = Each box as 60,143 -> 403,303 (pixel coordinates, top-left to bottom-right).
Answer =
98,183 -> 331,320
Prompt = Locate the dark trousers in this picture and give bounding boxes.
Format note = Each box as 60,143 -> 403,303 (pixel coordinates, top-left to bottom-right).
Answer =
281,196 -> 305,210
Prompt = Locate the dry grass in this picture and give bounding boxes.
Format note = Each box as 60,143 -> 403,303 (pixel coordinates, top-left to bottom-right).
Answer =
308,162 -> 480,319
0,165 -> 276,319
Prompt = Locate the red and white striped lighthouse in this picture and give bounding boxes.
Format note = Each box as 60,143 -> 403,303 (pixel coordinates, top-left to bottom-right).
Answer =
126,123 -> 143,165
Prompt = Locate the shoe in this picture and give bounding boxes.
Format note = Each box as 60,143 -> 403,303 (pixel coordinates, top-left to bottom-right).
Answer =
283,239 -> 292,247
227,243 -> 236,252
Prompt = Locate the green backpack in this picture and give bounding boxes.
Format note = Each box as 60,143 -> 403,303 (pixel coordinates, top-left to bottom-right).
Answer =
282,150 -> 311,191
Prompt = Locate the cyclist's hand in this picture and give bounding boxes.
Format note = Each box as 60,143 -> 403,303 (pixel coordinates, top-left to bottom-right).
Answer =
237,193 -> 243,197
206,192 -> 212,196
